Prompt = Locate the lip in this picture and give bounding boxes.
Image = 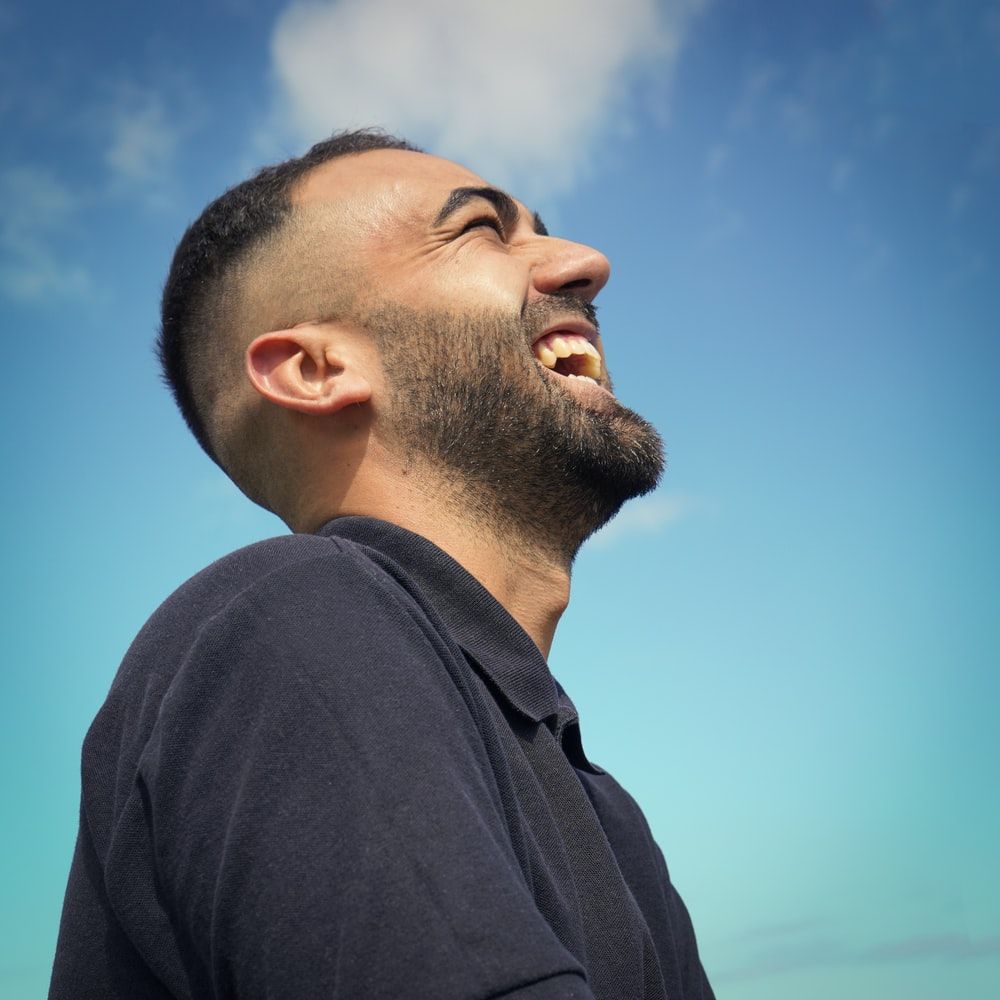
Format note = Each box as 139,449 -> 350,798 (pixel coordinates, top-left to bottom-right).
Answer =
530,317 -> 600,349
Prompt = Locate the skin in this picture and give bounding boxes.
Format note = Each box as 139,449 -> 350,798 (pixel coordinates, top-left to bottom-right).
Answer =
243,149 -> 655,657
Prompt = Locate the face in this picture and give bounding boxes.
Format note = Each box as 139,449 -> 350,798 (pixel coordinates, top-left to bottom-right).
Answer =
293,150 -> 664,557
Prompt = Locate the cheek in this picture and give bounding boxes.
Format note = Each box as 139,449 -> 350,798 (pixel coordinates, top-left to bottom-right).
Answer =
431,260 -> 528,311
364,251 -> 529,315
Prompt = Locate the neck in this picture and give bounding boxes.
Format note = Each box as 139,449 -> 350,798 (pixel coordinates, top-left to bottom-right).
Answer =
310,475 -> 571,658
297,443 -> 578,656
407,512 -> 572,660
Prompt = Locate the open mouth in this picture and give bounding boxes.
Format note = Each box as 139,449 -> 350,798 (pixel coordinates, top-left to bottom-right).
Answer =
532,330 -> 602,381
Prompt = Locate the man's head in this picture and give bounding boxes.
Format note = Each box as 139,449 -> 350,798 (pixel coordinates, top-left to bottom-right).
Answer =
158,129 -> 420,484
158,129 -> 663,557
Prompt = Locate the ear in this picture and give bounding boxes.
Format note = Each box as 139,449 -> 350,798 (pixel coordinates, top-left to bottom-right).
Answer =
245,326 -> 372,415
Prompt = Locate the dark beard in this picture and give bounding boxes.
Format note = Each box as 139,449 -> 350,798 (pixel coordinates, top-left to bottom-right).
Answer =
367,299 -> 664,562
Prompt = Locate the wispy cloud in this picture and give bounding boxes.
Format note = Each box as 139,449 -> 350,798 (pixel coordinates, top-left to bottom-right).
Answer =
0,168 -> 91,301
106,94 -> 178,184
715,938 -> 849,984
705,142 -> 730,178
698,196 -> 745,248
830,156 -> 855,193
590,492 -> 692,548
99,86 -> 185,208
947,125 -> 1000,222
716,927 -> 1000,984
863,933 -> 1000,962
727,63 -> 781,132
853,227 -> 894,282
265,0 -> 707,196
732,917 -> 830,943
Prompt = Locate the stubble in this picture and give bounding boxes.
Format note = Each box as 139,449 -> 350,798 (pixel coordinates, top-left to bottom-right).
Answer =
366,299 -> 664,563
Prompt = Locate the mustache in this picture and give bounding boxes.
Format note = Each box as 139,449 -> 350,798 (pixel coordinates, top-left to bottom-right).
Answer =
521,294 -> 599,335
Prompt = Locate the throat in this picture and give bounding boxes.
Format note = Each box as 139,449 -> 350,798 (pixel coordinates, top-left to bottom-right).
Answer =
362,466 -> 574,658
462,537 -> 571,659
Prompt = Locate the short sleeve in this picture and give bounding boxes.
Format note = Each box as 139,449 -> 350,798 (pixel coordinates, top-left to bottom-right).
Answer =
117,553 -> 589,999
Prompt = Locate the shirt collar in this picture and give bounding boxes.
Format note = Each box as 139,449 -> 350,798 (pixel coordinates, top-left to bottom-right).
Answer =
316,516 -> 560,723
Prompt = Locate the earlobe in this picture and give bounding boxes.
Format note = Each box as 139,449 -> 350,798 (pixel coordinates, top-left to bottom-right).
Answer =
245,328 -> 372,414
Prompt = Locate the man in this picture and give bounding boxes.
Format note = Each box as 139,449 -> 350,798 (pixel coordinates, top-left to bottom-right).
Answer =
51,129 -> 714,1000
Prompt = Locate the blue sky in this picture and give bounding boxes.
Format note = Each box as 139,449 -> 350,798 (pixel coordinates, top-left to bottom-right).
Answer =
2,0 -> 998,996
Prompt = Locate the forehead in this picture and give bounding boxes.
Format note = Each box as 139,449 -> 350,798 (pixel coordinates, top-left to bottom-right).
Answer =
291,149 -> 493,223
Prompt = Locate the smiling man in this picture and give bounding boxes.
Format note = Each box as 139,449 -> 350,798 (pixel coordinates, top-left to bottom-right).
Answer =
50,130 -> 714,1000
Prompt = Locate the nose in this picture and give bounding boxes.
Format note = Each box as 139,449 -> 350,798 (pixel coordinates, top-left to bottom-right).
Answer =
530,237 -> 611,303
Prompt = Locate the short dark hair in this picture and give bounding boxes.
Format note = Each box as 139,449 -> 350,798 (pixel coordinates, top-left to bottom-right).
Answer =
157,128 -> 421,464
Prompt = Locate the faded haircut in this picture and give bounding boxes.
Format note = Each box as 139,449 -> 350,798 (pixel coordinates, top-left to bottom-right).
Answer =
156,128 -> 421,470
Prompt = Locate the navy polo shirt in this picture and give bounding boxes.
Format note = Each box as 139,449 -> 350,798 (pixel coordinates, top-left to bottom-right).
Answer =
51,517 -> 714,999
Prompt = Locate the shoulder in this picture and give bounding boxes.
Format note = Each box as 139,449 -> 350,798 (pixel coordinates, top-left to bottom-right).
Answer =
144,531 -> 412,638
161,531 -> 370,616
113,530 -> 446,707
89,525 -> 472,755
92,528 -> 466,783
134,533 -> 485,813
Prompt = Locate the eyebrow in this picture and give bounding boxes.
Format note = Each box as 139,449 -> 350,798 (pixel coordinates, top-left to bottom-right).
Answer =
433,186 -> 548,236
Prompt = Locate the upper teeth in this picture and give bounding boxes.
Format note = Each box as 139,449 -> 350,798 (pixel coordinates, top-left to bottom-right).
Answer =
533,331 -> 602,380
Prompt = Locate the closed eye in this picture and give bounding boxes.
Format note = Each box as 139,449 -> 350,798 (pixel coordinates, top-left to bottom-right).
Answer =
460,215 -> 505,238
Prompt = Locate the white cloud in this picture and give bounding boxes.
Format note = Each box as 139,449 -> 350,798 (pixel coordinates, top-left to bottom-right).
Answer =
267,0 -> 705,195
589,492 -> 691,548
0,168 -> 92,301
